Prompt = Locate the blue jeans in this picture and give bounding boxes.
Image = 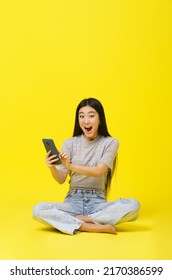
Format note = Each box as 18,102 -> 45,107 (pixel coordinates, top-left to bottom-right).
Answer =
33,188 -> 140,235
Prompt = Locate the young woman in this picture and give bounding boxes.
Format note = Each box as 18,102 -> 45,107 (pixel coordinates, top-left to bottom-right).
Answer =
33,98 -> 140,235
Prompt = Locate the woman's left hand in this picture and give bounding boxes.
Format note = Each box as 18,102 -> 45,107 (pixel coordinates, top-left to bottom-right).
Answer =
59,151 -> 71,169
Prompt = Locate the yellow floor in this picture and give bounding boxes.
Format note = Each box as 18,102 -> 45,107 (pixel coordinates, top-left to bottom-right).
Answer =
0,196 -> 171,260
0,0 -> 172,262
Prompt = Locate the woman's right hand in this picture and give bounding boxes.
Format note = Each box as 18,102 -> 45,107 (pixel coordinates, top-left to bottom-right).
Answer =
45,150 -> 67,184
45,150 -> 60,167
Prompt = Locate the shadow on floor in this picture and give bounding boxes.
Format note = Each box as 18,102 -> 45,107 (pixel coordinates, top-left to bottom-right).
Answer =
116,223 -> 152,232
35,222 -> 152,235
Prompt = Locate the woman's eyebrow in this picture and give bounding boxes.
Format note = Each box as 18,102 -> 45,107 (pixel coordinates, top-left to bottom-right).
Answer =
79,111 -> 95,114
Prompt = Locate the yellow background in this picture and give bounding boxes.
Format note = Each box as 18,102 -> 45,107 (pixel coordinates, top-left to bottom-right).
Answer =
0,0 -> 172,259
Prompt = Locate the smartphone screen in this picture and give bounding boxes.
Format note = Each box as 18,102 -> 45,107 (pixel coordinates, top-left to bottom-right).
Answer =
42,138 -> 61,165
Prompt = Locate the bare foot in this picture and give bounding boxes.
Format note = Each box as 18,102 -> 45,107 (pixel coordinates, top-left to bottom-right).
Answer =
79,222 -> 117,234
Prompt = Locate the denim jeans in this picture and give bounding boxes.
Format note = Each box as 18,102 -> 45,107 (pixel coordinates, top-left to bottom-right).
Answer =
33,188 -> 140,235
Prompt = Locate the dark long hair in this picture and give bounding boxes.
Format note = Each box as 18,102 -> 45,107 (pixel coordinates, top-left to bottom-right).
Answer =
73,98 -> 111,137
72,98 -> 117,196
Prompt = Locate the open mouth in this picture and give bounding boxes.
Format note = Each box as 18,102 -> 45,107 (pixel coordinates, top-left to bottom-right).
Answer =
84,127 -> 92,132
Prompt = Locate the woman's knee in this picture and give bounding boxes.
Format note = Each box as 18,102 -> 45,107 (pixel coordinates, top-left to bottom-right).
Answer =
32,203 -> 44,219
120,198 -> 140,212
130,198 -> 140,212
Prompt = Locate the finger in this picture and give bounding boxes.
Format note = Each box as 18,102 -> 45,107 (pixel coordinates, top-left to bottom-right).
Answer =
47,158 -> 60,167
48,154 -> 58,160
51,158 -> 60,164
61,155 -> 67,160
60,152 -> 67,158
46,150 -> 52,158
46,155 -> 58,164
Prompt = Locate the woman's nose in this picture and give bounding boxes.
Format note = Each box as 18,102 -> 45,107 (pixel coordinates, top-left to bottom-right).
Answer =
84,117 -> 89,124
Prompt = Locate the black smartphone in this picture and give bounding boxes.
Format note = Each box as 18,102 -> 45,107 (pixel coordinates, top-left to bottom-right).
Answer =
42,138 -> 62,165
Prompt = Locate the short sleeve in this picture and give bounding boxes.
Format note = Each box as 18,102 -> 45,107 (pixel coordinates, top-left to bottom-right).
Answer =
98,138 -> 119,169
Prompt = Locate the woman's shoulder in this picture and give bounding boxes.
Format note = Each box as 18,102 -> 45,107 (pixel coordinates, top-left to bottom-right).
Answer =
99,136 -> 119,154
62,135 -> 81,146
100,136 -> 119,146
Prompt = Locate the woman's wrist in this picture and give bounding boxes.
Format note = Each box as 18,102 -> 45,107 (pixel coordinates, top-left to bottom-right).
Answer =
66,161 -> 71,170
48,165 -> 57,170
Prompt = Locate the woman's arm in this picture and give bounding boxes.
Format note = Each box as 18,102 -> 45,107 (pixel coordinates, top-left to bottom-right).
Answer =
60,151 -> 109,177
46,151 -> 68,184
68,162 -> 108,177
49,166 -> 68,184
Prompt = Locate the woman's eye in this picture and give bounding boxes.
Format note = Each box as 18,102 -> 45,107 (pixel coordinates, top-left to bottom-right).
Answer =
90,115 -> 95,118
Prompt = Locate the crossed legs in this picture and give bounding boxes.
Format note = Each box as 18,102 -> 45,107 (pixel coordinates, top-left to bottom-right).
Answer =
75,198 -> 140,234
76,215 -> 116,234
33,198 -> 140,235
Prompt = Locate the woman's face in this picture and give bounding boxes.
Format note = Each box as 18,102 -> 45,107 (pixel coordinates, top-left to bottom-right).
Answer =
78,106 -> 100,141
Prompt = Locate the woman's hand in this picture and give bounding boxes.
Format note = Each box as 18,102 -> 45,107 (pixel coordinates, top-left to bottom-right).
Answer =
45,150 -> 60,167
45,150 -> 68,184
59,151 -> 71,169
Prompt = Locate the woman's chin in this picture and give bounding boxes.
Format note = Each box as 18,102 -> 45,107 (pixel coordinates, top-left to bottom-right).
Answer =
83,132 -> 98,141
